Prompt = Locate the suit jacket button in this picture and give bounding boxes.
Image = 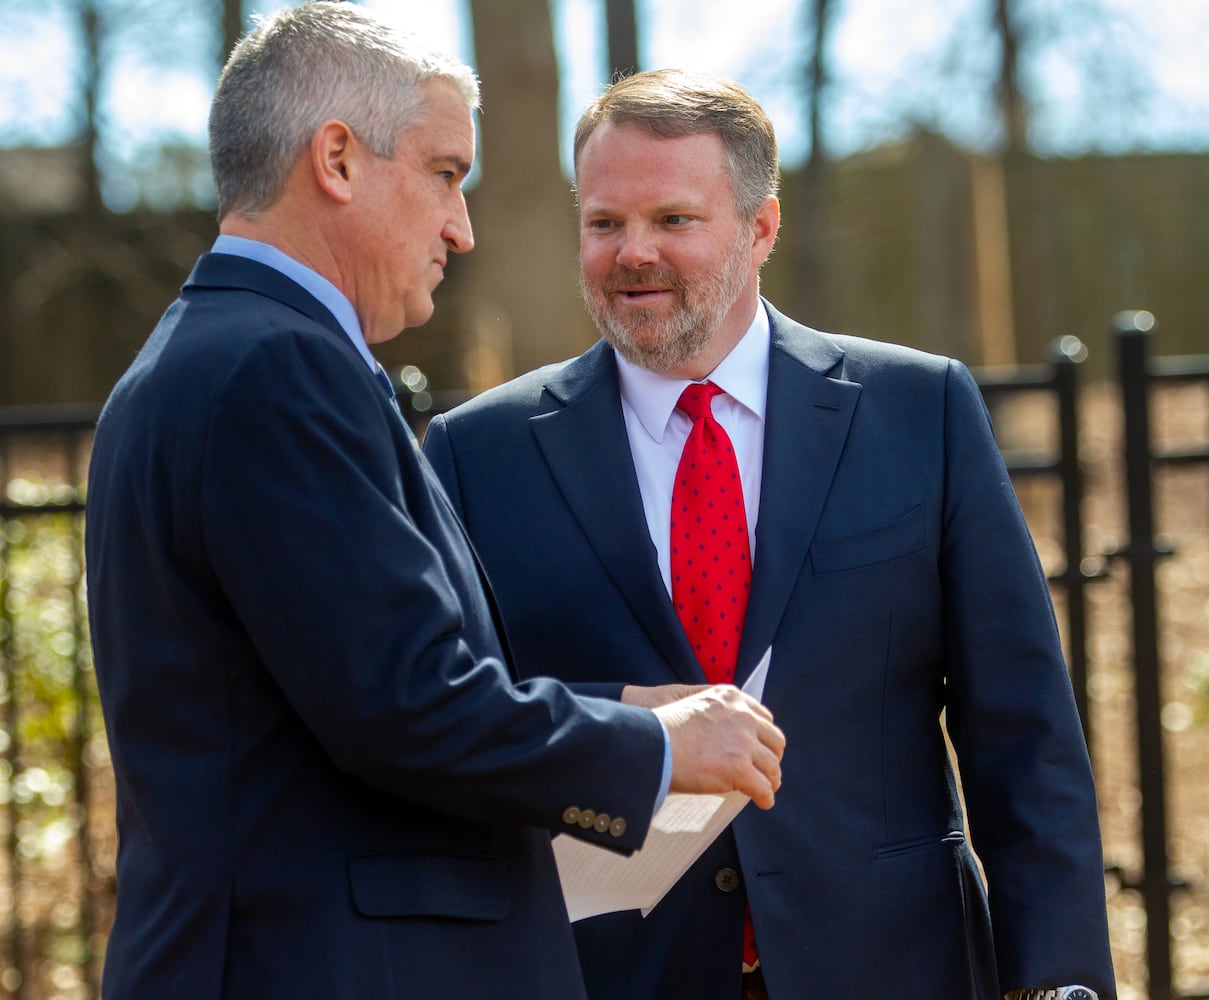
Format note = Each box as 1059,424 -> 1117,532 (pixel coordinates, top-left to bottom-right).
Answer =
577,809 -> 596,829
562,806 -> 580,825
714,867 -> 741,892
609,817 -> 627,838
593,812 -> 612,833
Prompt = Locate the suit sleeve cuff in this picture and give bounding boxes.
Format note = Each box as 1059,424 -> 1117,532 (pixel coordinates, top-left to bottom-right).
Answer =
654,715 -> 673,813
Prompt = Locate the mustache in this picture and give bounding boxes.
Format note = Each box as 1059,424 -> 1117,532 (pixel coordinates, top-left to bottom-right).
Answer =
600,267 -> 686,295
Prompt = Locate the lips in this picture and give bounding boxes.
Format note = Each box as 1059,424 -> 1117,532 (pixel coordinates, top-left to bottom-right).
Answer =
604,270 -> 682,303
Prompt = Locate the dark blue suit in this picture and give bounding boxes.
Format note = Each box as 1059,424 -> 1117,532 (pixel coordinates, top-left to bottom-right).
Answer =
423,301 -> 1116,999
85,253 -> 665,999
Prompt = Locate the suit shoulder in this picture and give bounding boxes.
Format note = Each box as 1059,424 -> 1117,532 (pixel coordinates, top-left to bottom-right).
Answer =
108,290 -> 370,441
438,348 -> 606,427
766,302 -> 959,384
827,331 -> 954,375
436,369 -> 548,430
812,331 -> 967,397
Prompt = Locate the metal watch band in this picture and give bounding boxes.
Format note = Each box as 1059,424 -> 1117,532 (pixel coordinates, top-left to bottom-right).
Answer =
1010,989 -> 1097,1000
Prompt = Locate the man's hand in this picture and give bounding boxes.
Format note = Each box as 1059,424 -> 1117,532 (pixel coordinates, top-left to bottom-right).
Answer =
621,683 -> 713,709
653,687 -> 785,810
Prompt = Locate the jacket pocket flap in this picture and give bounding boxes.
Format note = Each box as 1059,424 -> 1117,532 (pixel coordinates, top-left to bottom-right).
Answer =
348,853 -> 510,921
810,505 -> 926,574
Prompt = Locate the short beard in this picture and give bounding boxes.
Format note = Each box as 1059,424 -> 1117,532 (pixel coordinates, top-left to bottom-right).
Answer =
579,231 -> 751,375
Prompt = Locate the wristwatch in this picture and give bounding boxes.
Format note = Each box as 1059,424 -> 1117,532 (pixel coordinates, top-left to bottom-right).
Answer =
1006,989 -> 1098,1000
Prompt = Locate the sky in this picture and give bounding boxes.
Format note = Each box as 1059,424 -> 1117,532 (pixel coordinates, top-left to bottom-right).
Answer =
1,0 -> 1207,209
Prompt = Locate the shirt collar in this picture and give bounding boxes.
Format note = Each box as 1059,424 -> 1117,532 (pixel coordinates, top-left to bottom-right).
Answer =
615,301 -> 771,444
211,234 -> 377,372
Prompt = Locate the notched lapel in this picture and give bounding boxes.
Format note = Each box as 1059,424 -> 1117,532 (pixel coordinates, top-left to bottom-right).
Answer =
530,351 -> 702,684
736,306 -> 860,682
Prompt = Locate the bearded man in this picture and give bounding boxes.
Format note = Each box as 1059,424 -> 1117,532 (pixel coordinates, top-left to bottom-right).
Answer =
423,69 -> 1114,1000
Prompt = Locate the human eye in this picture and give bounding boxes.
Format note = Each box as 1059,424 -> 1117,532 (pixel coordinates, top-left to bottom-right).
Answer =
662,214 -> 689,226
585,217 -> 615,232
434,158 -> 470,187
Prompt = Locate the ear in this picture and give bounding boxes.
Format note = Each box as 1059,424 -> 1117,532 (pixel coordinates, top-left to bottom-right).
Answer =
751,195 -> 781,266
309,119 -> 357,205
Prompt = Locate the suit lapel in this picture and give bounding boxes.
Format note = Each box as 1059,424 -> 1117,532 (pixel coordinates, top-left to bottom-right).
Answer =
528,306 -> 861,690
735,302 -> 860,684
530,345 -> 703,684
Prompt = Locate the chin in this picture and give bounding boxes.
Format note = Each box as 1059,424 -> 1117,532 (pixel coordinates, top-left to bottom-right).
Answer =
401,302 -> 436,331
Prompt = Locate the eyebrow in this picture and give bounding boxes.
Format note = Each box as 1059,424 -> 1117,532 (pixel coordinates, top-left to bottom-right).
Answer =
582,200 -> 706,217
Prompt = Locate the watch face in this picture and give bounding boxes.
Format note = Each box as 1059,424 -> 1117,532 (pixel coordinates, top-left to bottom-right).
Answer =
1066,990 -> 1095,1000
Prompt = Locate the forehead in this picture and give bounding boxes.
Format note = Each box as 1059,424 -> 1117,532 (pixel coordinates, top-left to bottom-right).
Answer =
576,123 -> 731,208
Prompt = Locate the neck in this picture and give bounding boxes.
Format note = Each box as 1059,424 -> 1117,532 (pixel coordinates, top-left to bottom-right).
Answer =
666,291 -> 760,381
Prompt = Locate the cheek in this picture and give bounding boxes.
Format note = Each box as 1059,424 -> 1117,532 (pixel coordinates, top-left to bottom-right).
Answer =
579,244 -> 613,285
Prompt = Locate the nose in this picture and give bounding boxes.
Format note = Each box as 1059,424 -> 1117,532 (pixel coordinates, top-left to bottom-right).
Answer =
444,195 -> 474,254
615,225 -> 658,269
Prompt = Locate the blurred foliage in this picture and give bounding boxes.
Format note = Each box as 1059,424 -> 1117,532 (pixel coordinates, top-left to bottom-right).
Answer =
0,503 -> 95,856
0,468 -> 109,997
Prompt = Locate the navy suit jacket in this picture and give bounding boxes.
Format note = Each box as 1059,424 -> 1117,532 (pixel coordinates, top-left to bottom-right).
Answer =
423,301 -> 1116,1000
84,253 -> 666,999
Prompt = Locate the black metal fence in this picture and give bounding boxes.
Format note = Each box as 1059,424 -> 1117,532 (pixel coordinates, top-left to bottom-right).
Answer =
971,316 -> 1209,1000
2,315 -> 1207,998
1103,313 -> 1209,1000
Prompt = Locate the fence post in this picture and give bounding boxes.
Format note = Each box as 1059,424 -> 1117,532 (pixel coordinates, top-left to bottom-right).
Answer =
1114,309 -> 1175,1000
1048,334 -> 1097,742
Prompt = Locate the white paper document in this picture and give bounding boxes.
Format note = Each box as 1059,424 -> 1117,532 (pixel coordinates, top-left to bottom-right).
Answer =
554,647 -> 772,922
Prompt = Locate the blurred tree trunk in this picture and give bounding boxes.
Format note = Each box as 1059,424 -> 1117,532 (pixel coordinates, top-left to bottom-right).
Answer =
780,0 -> 831,326
80,0 -> 104,216
969,152 -> 1017,365
221,0 -> 243,63
605,0 -> 639,79
915,133 -> 978,359
990,0 -> 1039,362
994,0 -> 1027,154
463,0 -> 592,387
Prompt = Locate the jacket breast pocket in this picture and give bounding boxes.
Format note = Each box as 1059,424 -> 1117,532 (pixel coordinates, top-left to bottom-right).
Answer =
348,852 -> 510,922
809,505 -> 926,574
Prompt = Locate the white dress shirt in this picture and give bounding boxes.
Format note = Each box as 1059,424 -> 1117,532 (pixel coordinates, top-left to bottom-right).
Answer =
615,303 -> 770,597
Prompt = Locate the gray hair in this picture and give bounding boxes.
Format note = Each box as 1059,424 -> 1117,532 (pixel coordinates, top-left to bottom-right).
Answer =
572,69 -> 779,222
209,1 -> 480,219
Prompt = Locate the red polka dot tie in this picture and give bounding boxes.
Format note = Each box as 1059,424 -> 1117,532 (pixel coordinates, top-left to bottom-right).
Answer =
670,382 -> 759,971
670,382 -> 751,684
